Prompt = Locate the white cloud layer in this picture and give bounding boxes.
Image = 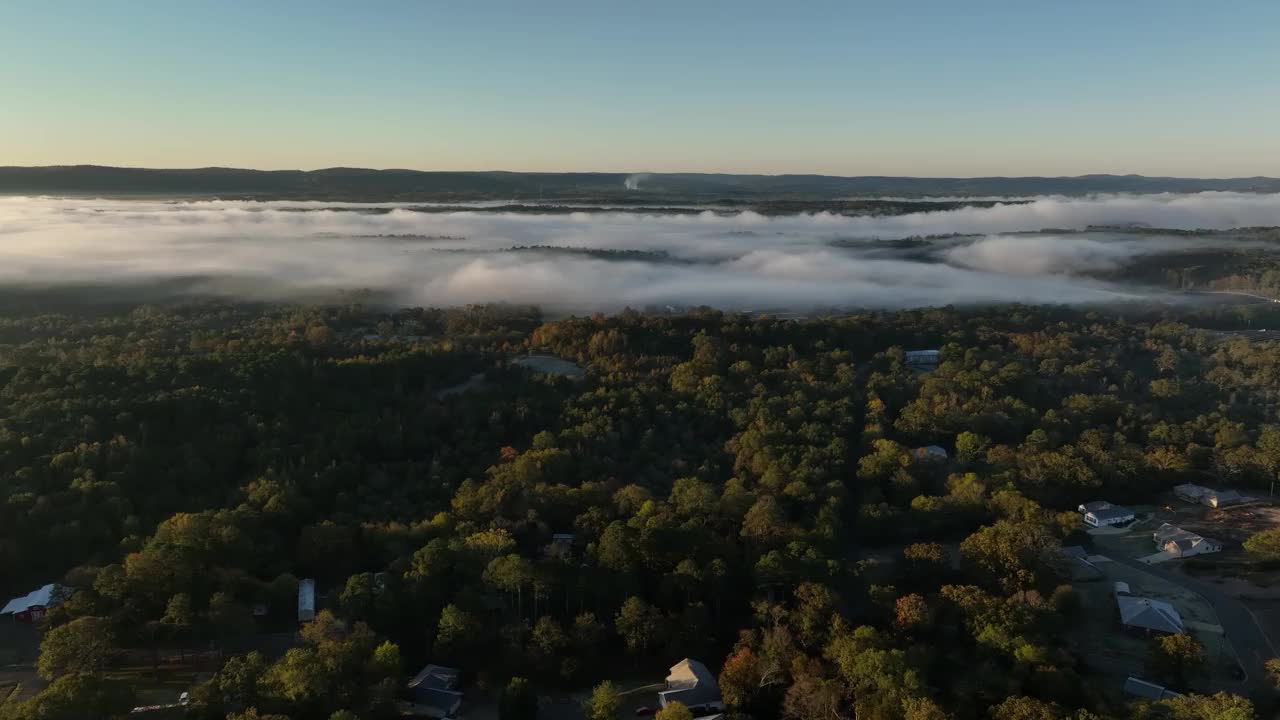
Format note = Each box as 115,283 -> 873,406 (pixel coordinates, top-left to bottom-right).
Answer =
1,193 -> 1279,311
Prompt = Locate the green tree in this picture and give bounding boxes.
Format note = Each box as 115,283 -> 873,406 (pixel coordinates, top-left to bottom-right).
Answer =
1243,529 -> 1280,561
37,617 -> 118,680
615,597 -> 663,657
370,641 -> 402,682
499,677 -> 538,720
435,604 -> 482,663
189,651 -> 268,716
1149,634 -> 1207,688
655,702 -> 694,720
989,696 -> 1066,720
959,519 -> 1056,594
585,681 -> 621,720
1265,657 -> 1280,689
7,675 -> 135,720
1161,692 -> 1255,720
161,593 -> 193,625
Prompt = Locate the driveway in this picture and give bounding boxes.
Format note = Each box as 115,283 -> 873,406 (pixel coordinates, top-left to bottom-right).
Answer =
1110,554 -> 1277,695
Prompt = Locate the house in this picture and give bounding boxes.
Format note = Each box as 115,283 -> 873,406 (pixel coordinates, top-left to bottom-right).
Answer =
544,533 -> 577,560
1,584 -> 65,623
406,664 -> 464,719
1173,484 -> 1207,503
1173,483 -> 1244,508
1201,490 -> 1242,508
1165,535 -> 1221,558
1083,505 -> 1135,528
1153,523 -> 1191,546
913,445 -> 948,461
298,579 -> 316,623
904,349 -> 940,370
659,658 -> 722,711
1117,593 -> 1185,635
1078,500 -> 1113,514
1123,676 -> 1182,701
1153,524 -> 1221,558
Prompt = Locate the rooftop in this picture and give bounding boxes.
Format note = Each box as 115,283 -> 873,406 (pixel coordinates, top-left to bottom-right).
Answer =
1117,595 -> 1185,634
1087,505 -> 1135,522
409,664 -> 461,692
1,584 -> 62,615
1123,676 -> 1181,700
660,658 -> 721,709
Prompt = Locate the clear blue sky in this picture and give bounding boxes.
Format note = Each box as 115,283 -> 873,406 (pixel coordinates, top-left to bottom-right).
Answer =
3,1 -> 1278,176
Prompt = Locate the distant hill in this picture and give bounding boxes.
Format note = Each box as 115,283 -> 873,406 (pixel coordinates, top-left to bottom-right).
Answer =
2,165 -> 1279,200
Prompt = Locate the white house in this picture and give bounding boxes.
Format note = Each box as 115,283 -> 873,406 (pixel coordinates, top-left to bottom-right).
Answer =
1165,536 -> 1222,558
659,658 -> 722,713
904,349 -> 940,370
1083,505 -> 1135,528
1117,593 -> 1185,635
1153,523 -> 1221,558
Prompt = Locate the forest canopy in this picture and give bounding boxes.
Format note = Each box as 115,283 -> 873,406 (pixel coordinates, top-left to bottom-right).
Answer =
1,298 -> 1277,719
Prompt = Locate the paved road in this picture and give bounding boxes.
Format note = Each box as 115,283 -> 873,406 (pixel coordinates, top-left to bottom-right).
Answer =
1110,554 -> 1277,694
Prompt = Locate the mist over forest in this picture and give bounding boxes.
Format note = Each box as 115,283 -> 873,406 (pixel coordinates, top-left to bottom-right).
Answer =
5,192 -> 1280,313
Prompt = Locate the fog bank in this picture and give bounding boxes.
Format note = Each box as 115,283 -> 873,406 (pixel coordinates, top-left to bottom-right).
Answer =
2,193 -> 1279,311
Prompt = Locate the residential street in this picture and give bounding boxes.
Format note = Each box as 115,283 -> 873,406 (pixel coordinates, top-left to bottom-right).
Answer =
1111,555 -> 1277,695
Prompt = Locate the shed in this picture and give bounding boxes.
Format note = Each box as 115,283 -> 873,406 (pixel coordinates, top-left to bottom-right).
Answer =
298,578 -> 316,623
1123,676 -> 1181,700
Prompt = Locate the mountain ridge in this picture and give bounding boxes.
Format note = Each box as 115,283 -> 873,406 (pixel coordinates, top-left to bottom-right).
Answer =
3,164 -> 1279,200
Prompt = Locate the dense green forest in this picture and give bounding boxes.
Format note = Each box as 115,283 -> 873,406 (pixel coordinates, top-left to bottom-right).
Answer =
4,299 -> 1280,720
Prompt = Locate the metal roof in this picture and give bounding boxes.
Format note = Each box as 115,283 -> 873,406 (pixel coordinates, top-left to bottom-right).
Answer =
1117,596 -> 1185,634
1,584 -> 60,615
1123,676 -> 1181,700
1087,505 -> 1135,522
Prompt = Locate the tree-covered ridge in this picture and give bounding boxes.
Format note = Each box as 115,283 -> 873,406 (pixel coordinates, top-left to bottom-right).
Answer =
1,301 -> 1278,719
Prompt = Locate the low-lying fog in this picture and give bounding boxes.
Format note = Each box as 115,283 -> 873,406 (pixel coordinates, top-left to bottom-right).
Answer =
3,193 -> 1280,311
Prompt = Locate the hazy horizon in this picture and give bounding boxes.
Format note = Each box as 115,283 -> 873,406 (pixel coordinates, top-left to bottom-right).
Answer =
6,164 -> 1280,181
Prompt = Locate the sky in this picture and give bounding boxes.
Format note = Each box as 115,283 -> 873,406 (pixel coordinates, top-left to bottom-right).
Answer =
2,1 -> 1279,176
